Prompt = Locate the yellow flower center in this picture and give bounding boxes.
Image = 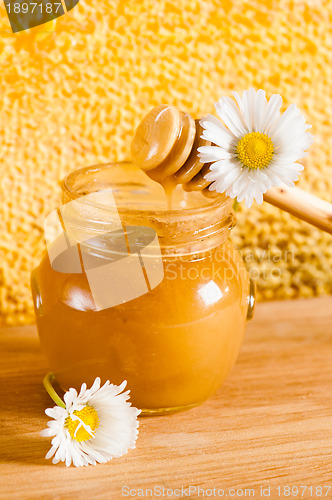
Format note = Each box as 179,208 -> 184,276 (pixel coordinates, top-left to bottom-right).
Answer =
65,405 -> 99,442
237,132 -> 274,170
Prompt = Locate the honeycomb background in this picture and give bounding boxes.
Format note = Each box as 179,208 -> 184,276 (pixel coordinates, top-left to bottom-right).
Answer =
0,0 -> 331,325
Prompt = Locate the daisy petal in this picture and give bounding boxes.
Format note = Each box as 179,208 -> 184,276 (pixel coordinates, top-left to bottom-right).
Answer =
64,388 -> 77,408
261,93 -> 283,133
215,97 -> 246,137
254,89 -> 267,132
198,145 -> 235,161
200,120 -> 235,149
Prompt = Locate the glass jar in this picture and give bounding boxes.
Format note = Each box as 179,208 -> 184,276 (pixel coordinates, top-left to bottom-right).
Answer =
31,162 -> 255,415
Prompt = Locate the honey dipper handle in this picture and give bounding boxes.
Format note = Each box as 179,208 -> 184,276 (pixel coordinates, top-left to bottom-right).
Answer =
263,186 -> 332,235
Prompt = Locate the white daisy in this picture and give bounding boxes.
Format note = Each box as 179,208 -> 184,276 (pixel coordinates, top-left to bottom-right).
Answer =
40,377 -> 141,467
198,88 -> 314,208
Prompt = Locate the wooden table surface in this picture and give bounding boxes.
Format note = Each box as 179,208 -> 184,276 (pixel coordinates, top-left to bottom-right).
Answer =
1,297 -> 332,500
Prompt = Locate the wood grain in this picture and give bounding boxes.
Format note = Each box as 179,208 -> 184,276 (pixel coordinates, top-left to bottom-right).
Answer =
1,298 -> 332,500
264,186 -> 332,235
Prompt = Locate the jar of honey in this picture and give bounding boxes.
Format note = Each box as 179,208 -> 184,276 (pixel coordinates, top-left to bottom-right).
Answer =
31,162 -> 255,415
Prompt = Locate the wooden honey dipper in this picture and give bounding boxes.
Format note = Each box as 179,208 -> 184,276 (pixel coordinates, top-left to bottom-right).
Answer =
131,104 -> 332,235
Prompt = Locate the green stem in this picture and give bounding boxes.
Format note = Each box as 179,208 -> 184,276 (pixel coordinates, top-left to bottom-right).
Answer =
43,372 -> 66,408
233,199 -> 240,212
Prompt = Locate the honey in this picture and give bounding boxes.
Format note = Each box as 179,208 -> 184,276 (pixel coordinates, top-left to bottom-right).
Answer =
31,162 -> 253,414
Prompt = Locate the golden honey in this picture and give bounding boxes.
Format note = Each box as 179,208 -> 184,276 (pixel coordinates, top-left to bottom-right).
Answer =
31,162 -> 253,414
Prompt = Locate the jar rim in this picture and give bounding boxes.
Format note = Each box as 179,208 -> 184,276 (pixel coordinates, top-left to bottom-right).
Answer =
61,161 -> 233,218
61,162 -> 235,254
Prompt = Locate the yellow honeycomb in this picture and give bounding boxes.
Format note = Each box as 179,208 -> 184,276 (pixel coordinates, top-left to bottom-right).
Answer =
0,0 -> 331,325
